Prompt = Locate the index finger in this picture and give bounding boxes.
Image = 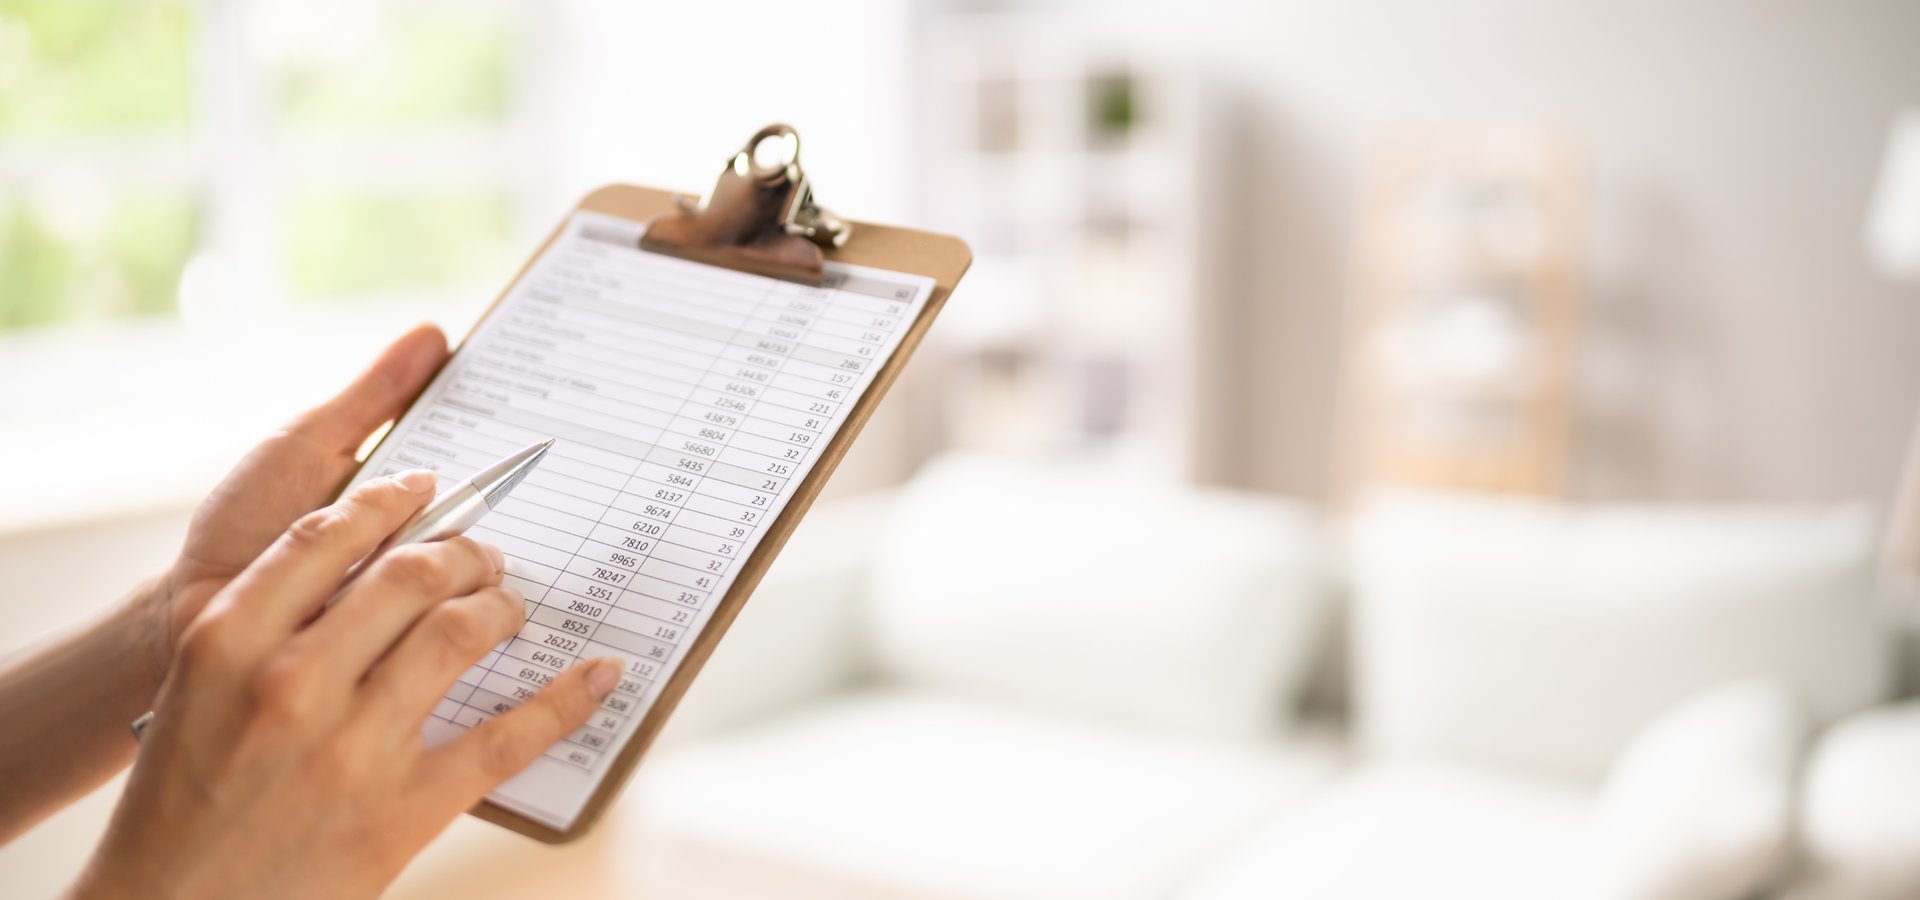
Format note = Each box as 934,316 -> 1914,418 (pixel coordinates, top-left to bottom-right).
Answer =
222,470 -> 440,639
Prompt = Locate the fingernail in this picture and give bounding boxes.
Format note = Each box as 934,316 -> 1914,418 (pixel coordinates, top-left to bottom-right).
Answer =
501,585 -> 526,613
480,542 -> 506,574
587,659 -> 620,698
397,469 -> 438,495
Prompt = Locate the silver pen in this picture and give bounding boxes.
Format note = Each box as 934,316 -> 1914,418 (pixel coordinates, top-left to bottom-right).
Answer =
368,437 -> 555,553
130,438 -> 556,742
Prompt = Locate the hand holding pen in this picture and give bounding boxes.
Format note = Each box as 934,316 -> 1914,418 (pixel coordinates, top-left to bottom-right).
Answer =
129,439 -> 557,741
74,442 -> 619,900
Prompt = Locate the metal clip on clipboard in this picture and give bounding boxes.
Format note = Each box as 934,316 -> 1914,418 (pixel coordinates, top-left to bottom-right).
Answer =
640,123 -> 850,287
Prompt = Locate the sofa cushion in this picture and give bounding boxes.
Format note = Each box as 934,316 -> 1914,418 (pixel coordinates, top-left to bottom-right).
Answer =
1585,680 -> 1806,900
1350,491 -> 1887,780
867,454 -> 1334,737
616,689 -> 1343,900
1178,759 -> 1594,900
1781,700 -> 1920,900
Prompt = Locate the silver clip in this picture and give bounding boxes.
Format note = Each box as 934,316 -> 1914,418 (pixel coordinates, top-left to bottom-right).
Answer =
643,124 -> 850,284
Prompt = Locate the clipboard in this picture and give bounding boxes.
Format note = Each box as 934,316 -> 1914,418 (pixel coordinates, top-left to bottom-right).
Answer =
353,125 -> 969,843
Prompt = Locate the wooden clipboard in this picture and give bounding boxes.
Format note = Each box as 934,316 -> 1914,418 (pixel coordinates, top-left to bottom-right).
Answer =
354,126 -> 969,843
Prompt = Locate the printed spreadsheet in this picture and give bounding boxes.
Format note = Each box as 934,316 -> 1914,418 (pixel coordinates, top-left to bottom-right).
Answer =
349,210 -> 933,829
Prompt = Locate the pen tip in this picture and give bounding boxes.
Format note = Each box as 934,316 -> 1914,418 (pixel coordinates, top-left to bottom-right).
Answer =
478,440 -> 554,509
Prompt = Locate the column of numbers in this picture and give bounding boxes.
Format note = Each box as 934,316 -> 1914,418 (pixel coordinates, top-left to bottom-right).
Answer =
573,279 -> 824,714
431,249 -> 767,768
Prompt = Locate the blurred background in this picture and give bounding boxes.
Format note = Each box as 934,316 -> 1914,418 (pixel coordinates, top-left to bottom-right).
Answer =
3,1 -> 1920,898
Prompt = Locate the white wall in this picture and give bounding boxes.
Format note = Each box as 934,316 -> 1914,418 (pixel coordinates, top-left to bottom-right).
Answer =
1090,0 -> 1920,502
518,0 -> 1920,504
542,0 -> 916,227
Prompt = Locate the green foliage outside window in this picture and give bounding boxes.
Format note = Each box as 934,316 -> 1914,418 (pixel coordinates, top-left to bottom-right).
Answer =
0,1 -> 196,330
0,0 -> 193,134
276,13 -> 511,129
275,9 -> 515,303
0,191 -> 198,329
285,189 -> 510,301
0,1 -> 519,331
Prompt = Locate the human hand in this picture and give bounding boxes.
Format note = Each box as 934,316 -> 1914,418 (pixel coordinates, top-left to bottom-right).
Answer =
74,473 -> 621,900
136,325 -> 450,692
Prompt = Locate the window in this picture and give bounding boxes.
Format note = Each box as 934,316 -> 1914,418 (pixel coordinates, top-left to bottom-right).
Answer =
0,0 -> 541,332
0,0 -> 196,329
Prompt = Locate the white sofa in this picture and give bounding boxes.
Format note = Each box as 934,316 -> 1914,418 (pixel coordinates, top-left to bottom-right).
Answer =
610,456 -> 1920,900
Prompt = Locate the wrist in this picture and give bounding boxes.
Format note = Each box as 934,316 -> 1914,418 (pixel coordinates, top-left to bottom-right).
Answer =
67,844 -> 172,900
66,867 -> 135,900
0,570 -> 181,843
129,570 -> 177,699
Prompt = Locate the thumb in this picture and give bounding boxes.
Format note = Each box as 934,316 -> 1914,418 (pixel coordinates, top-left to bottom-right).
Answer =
287,324 -> 449,453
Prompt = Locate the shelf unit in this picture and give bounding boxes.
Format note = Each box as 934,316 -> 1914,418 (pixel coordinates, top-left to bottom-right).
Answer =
1338,127 -> 1582,498
907,11 -> 1220,481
